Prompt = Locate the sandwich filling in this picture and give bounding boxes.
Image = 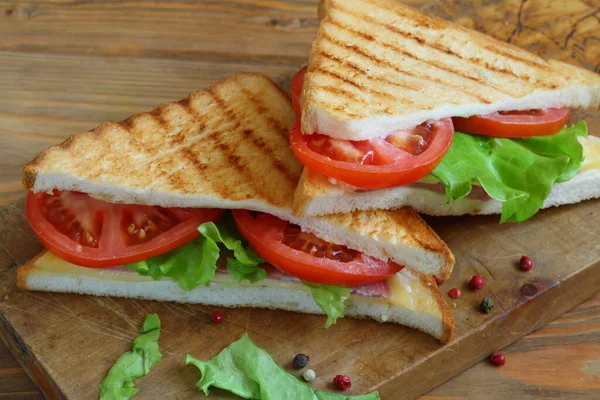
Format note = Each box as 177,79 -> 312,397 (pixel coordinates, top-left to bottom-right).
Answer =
291,67 -> 592,222
25,189 -> 415,327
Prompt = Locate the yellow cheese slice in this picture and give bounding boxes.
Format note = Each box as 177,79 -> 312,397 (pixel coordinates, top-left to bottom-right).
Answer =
33,252 -> 430,310
581,136 -> 600,172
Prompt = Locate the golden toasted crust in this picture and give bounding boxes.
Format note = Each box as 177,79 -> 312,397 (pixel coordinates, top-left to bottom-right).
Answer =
414,270 -> 454,343
301,0 -> 600,134
321,207 -> 454,277
294,167 -> 334,213
23,73 -> 300,209
16,252 -> 44,289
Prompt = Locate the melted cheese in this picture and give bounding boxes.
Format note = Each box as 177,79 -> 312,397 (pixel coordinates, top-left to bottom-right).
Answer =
387,270 -> 436,311
581,136 -> 600,172
33,252 -> 432,309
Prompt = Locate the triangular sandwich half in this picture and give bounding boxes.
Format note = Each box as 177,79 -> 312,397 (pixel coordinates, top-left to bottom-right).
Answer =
19,73 -> 454,342
290,0 -> 600,222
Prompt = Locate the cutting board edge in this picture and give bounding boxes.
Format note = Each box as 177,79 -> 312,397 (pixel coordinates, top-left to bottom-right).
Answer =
0,312 -> 67,400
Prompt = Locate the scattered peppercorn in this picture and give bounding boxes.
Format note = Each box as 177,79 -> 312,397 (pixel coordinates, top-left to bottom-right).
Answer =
333,375 -> 352,391
490,352 -> 506,366
211,311 -> 224,324
433,275 -> 444,286
293,353 -> 310,369
448,288 -> 461,299
519,255 -> 533,271
480,297 -> 494,313
303,369 -> 316,382
469,275 -> 485,291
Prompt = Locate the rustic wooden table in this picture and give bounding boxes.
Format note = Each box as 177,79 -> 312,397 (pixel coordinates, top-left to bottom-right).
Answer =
1,0 -> 599,398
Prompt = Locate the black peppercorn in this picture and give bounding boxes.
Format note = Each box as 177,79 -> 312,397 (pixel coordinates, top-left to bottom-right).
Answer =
480,297 -> 494,313
292,353 -> 309,369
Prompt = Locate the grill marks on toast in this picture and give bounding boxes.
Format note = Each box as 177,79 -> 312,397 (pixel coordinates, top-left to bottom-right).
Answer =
317,50 -> 422,94
303,0 -> 600,130
208,90 -> 286,206
313,66 -> 400,103
199,75 -> 299,207
24,74 -> 299,209
325,11 -> 522,98
317,29 -> 493,113
239,87 -> 289,141
344,0 -> 554,85
366,0 -> 549,70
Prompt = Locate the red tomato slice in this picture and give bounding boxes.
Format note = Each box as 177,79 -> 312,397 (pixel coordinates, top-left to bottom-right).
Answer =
452,108 -> 570,138
290,120 -> 454,189
26,190 -> 224,268
289,66 -> 454,189
232,209 -> 403,286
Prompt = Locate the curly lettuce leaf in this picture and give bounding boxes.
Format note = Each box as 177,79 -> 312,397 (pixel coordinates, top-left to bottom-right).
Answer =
125,237 -> 219,291
304,282 -> 351,328
199,219 -> 263,267
186,334 -> 379,400
227,258 -> 267,284
199,219 -> 266,283
431,122 -> 588,222
125,218 -> 265,289
99,314 -> 162,400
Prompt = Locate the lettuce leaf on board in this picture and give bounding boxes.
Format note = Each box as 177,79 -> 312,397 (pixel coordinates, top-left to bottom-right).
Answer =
186,334 -> 379,400
99,314 -> 162,400
431,122 -> 587,222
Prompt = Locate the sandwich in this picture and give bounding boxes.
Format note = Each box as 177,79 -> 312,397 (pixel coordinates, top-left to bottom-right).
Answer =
291,0 -> 600,222
18,73 -> 455,342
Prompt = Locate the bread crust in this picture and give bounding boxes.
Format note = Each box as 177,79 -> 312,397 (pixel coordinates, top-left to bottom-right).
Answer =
301,0 -> 600,140
416,271 -> 454,342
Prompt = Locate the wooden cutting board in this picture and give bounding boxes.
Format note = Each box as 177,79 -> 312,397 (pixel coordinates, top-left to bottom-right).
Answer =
1,0 -> 600,399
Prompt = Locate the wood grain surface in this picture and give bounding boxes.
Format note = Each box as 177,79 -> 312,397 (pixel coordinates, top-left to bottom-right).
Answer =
0,0 -> 599,399
1,292 -> 598,400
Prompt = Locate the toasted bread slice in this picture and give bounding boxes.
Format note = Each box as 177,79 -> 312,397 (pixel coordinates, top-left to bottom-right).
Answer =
293,135 -> 600,217
22,73 -> 454,278
17,251 -> 454,342
301,0 -> 600,140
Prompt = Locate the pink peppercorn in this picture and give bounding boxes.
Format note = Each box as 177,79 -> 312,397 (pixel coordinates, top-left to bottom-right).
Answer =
333,375 -> 352,391
469,275 -> 485,291
211,311 -> 224,324
519,256 -> 533,271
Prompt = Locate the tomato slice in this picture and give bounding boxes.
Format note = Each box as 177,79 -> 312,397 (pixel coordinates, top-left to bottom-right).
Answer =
289,66 -> 454,189
290,120 -> 454,189
232,209 -> 403,286
452,108 -> 570,138
26,191 -> 224,268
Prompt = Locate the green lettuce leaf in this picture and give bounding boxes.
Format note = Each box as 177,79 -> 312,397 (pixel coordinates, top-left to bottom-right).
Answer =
185,333 -> 379,400
125,217 -> 265,289
304,282 -> 351,328
99,314 -> 162,400
227,258 -> 267,284
199,219 -> 266,283
125,237 -> 219,291
431,122 -> 587,222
